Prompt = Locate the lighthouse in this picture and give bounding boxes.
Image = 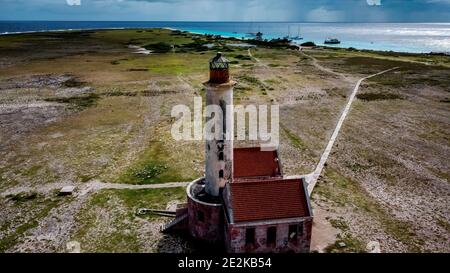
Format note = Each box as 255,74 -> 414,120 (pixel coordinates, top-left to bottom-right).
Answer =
163,52 -> 313,252
176,53 -> 236,244
204,52 -> 236,197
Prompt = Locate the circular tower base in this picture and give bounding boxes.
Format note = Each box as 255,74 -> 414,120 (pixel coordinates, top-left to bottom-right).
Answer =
187,178 -> 224,244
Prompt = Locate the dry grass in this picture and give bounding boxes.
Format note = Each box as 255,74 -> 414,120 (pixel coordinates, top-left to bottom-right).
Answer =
0,29 -> 449,253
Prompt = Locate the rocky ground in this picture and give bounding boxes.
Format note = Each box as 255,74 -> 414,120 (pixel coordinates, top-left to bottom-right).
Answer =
0,29 -> 448,252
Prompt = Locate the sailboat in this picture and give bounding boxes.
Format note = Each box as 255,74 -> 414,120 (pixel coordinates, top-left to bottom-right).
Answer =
284,25 -> 303,40
291,26 -> 303,40
246,23 -> 264,40
283,25 -> 291,40
246,22 -> 257,37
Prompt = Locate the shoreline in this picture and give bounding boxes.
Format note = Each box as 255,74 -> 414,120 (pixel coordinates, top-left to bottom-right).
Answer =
0,27 -> 127,36
3,26 -> 450,55
2,27 -> 449,56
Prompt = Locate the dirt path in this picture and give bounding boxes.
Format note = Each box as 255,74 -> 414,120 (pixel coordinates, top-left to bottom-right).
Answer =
305,66 -> 399,195
77,180 -> 190,196
248,48 -> 269,68
296,48 -> 399,195
2,180 -> 190,198
298,48 -> 352,82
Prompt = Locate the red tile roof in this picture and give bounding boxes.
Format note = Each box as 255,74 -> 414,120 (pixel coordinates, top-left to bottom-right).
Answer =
233,148 -> 282,179
229,178 -> 310,223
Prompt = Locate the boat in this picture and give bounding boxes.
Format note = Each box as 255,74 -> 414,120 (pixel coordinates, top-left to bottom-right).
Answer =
283,25 -> 291,40
291,26 -> 303,40
255,31 -> 263,41
246,22 -> 257,37
284,25 -> 303,40
324,38 -> 341,44
246,25 -> 263,40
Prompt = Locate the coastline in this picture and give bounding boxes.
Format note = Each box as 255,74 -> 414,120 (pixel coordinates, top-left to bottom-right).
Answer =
0,27 -> 127,36
1,21 -> 449,54
1,26 -> 449,56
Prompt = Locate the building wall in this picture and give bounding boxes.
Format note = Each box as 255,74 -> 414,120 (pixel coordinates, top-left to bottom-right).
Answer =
187,196 -> 224,244
204,84 -> 234,196
225,218 -> 312,253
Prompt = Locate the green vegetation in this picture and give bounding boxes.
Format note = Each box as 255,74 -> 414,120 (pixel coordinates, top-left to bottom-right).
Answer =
325,218 -> 366,253
0,196 -> 62,252
368,66 -> 450,89
118,141 -> 198,184
301,41 -> 316,47
63,78 -> 86,88
247,38 -> 298,50
21,165 -> 42,177
281,125 -> 307,151
436,217 -> 450,233
44,93 -> 100,108
114,187 -> 186,210
6,192 -> 38,202
356,92 -> 403,101
237,75 -> 267,91
315,168 -> 425,252
120,52 -> 210,75
238,75 -> 260,85
144,42 -> 173,53
234,54 -> 252,60
130,163 -> 168,183
344,56 -> 404,72
175,40 -> 209,52
105,90 -> 138,97
71,187 -> 186,252
92,29 -> 194,46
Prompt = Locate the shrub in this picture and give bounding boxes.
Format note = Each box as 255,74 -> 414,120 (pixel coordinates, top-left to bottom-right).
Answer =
301,41 -> 316,47
144,42 -> 172,53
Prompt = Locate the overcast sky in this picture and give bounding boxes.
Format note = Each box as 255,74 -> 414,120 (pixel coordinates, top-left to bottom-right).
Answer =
1,0 -> 450,22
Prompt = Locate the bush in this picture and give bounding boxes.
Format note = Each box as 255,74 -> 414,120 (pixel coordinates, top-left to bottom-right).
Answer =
247,38 -> 293,49
356,92 -> 403,101
176,40 -> 209,52
144,42 -> 172,53
44,93 -> 100,108
301,41 -> 316,47
234,54 -> 252,60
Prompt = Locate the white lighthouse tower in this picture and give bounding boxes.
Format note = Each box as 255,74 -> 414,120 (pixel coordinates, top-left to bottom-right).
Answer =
203,52 -> 236,197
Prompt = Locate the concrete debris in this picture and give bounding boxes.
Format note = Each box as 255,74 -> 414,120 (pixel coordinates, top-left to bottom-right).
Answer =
59,186 -> 76,196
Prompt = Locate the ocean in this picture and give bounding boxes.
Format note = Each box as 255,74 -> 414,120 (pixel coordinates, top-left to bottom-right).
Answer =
1,21 -> 449,54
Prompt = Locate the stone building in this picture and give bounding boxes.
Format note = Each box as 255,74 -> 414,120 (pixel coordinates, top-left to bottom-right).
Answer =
163,53 -> 313,253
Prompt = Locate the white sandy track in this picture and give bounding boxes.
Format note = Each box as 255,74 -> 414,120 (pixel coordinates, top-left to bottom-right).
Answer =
77,180 -> 190,196
247,47 -> 399,195
248,48 -> 268,68
305,67 -> 400,195
298,48 -> 351,82
1,180 -> 190,198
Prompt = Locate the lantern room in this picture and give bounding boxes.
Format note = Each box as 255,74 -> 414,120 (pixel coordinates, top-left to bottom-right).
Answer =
209,52 -> 230,84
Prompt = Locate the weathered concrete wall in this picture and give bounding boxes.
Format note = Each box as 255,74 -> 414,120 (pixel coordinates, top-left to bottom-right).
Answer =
222,183 -> 234,224
225,218 -> 312,253
187,195 -> 224,244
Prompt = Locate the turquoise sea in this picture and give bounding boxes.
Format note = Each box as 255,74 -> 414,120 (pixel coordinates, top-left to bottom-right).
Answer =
1,21 -> 449,53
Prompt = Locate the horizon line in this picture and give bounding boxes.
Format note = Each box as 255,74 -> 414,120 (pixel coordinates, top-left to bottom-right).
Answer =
1,20 -> 449,24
